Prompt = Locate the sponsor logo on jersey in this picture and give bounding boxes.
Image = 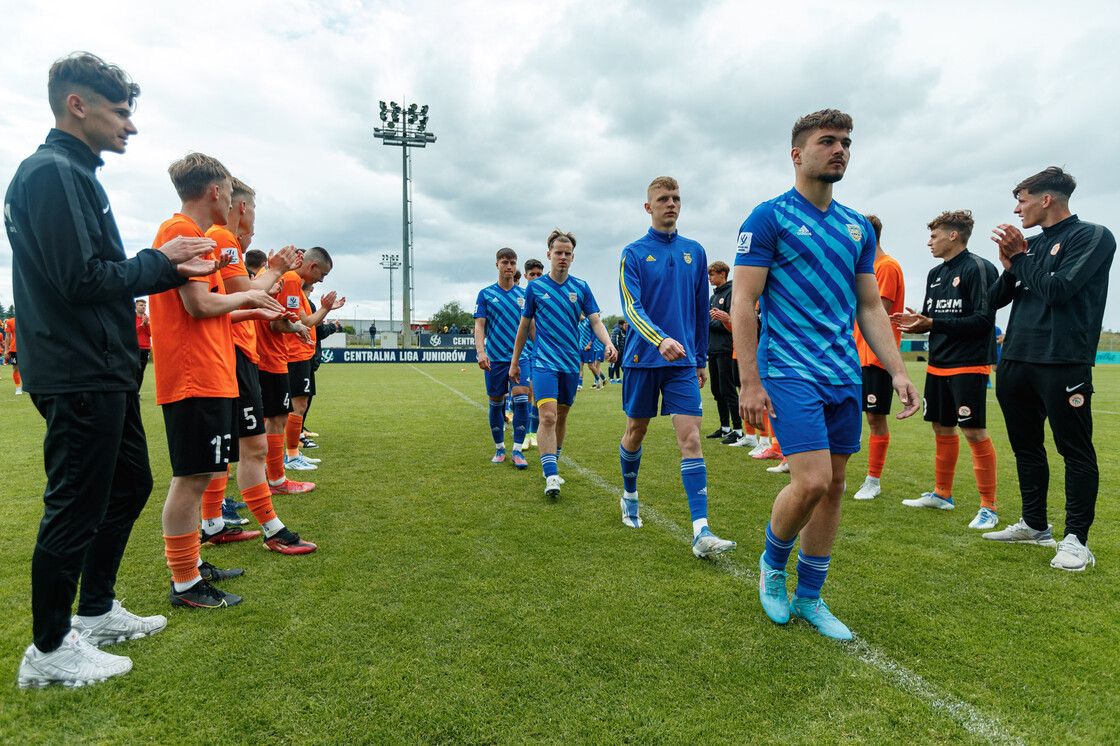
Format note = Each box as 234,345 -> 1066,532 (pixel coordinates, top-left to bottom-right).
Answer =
223,247 -> 239,263
1069,393 -> 1085,408
541,293 -> 550,301
958,405 -> 972,418
846,224 -> 863,242
737,231 -> 752,253
569,292 -> 577,303
286,296 -> 300,309
952,276 -> 960,287
683,252 -> 692,264
1066,382 -> 1085,392
1051,242 -> 1061,256
646,255 -> 656,262
796,225 -> 812,237
933,298 -> 963,310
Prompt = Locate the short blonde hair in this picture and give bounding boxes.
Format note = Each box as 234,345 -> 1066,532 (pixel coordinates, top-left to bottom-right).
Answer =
168,153 -> 230,201
547,229 -> 576,249
647,176 -> 679,201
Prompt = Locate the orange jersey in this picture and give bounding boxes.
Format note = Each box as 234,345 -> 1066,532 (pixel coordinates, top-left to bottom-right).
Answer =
278,271 -> 315,362
208,225 -> 259,366
149,214 -> 237,405
854,253 -> 905,370
3,317 -> 14,353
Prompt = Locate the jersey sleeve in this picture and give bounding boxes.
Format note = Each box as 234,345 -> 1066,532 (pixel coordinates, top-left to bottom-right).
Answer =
277,273 -> 303,314
1007,224 -> 1117,305
580,282 -> 600,318
473,288 -> 488,319
693,246 -> 709,368
522,285 -> 538,318
733,206 -> 780,268
619,247 -> 666,347
878,259 -> 904,304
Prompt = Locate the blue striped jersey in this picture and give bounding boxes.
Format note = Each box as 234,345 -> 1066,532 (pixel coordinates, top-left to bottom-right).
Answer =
522,274 -> 600,373
578,318 -> 592,349
473,282 -> 527,363
734,188 -> 875,385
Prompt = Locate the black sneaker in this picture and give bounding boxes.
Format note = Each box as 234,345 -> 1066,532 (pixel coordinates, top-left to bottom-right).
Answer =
300,438 -> 318,449
706,428 -> 728,439
720,431 -> 743,445
198,561 -> 244,581
169,579 -> 242,609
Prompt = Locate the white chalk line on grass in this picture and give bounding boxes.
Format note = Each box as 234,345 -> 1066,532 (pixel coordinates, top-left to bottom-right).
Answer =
410,365 -> 1023,746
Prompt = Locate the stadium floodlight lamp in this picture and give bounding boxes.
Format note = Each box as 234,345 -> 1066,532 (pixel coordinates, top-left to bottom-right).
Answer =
420,104 -> 429,116
380,111 -> 387,122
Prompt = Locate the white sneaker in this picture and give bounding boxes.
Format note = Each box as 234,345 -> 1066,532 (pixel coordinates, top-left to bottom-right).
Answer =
620,496 -> 642,528
901,492 -> 954,510
727,433 -> 757,448
70,601 -> 167,647
748,438 -> 771,457
284,454 -> 318,471
544,475 -> 562,498
692,527 -> 736,558
766,459 -> 790,474
15,386 -> 22,395
1051,534 -> 1096,571
982,518 -> 1058,546
853,476 -> 881,501
17,629 -> 132,688
968,507 -> 999,530
300,455 -> 322,464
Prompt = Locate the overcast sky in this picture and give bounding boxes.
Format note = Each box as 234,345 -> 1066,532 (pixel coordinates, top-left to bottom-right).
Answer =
3,0 -> 1120,335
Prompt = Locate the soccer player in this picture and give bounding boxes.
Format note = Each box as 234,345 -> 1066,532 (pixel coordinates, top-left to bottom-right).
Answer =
851,215 -> 906,500
618,176 -> 736,558
7,52 -> 221,687
202,177 -> 318,554
522,258 -> 546,448
280,248 -> 345,472
3,314 -> 19,394
150,152 -> 285,610
733,110 -> 920,639
510,231 -> 616,496
706,261 -> 746,445
987,167 -> 1117,571
474,248 -> 532,469
135,300 -> 151,392
892,211 -> 999,529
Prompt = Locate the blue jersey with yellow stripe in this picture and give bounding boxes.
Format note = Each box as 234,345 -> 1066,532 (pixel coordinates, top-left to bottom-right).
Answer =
619,227 -> 708,369
473,282 -> 528,363
522,274 -> 599,373
734,188 -> 875,385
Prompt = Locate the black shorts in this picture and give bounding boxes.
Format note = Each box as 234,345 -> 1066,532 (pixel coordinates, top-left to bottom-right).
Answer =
7,351 -> 17,366
259,369 -> 291,418
923,372 -> 988,428
161,397 -> 240,476
861,365 -> 893,415
235,347 -> 266,438
288,359 -> 314,399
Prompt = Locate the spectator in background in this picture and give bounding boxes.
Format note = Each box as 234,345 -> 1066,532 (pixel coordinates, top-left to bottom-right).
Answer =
608,319 -> 627,383
135,299 -> 151,392
368,321 -> 377,348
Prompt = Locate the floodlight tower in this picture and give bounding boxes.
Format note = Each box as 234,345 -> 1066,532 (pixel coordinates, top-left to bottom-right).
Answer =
380,253 -> 401,335
374,100 -> 436,348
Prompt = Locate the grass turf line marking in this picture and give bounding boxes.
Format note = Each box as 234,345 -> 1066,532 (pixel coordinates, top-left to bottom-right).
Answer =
409,364 -> 1023,746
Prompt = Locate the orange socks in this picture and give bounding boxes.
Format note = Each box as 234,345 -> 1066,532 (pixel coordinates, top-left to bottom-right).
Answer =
164,531 -> 201,584
12,368 -> 20,386
969,437 -> 998,510
933,434 -> 959,499
266,434 -> 285,482
202,473 -> 227,521
285,414 -> 303,456
868,434 -> 889,479
242,481 -> 277,526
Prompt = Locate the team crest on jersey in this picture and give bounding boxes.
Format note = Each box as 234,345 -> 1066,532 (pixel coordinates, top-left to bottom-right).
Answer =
958,405 -> 971,418
1051,242 -> 1061,256
286,296 -> 300,309
517,298 -> 525,308
646,255 -> 656,262
222,247 -> 239,264
846,224 -> 862,241
952,276 -> 961,287
568,292 -> 577,303
867,394 -> 877,405
737,231 -> 752,253
1069,393 -> 1085,408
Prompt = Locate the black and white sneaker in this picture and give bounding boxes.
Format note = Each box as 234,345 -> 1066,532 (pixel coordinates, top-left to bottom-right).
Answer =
169,580 -> 242,609
198,561 -> 244,581
720,431 -> 743,445
706,428 -> 729,439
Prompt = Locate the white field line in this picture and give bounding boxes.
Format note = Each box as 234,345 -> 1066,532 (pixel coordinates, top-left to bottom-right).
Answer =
410,365 -> 1024,746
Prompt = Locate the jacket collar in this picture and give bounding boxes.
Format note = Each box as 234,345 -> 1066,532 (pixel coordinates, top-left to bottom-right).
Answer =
44,129 -> 104,170
647,227 -> 677,244
1042,214 -> 1079,236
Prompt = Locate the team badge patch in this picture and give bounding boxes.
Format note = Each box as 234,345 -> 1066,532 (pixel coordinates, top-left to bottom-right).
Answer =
952,276 -> 961,287
1051,242 -> 1061,256
286,296 -> 300,309
1069,393 -> 1085,408
846,224 -> 863,242
683,252 -> 692,264
517,298 -> 524,308
569,292 -> 577,303
958,405 -> 971,418
737,231 -> 752,253
867,394 -> 877,405
223,248 -> 240,264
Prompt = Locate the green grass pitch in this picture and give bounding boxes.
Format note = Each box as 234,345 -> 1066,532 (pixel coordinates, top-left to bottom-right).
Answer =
0,361 -> 1116,744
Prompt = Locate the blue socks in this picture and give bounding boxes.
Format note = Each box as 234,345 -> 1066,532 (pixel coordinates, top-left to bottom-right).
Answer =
680,458 -> 707,522
529,405 -> 539,435
540,453 -> 558,478
512,394 -> 529,448
488,399 -> 504,445
763,523 -> 796,570
795,552 -> 830,599
620,445 -> 642,493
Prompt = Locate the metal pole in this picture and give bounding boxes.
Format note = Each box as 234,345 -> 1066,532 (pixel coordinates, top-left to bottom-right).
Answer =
401,145 -> 411,348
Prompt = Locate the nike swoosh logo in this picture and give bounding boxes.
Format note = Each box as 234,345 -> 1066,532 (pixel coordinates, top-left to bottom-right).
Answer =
958,417 -> 972,422
1066,383 -> 1085,392
102,204 -> 110,214
930,281 -> 941,287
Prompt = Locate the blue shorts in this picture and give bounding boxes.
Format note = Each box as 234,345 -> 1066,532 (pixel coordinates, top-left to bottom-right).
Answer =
580,349 -> 599,363
622,367 -> 702,418
533,368 -> 578,408
485,361 -> 528,396
763,377 -> 861,455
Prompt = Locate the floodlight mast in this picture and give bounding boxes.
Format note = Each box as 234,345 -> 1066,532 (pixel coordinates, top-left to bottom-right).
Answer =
374,100 -> 436,348
380,253 -> 401,334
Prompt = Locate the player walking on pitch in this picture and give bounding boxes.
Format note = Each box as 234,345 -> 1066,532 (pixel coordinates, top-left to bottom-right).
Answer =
733,110 -> 920,639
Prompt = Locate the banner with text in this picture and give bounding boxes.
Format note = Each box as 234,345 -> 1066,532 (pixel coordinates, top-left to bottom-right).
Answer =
419,334 -> 475,348
320,348 -> 479,364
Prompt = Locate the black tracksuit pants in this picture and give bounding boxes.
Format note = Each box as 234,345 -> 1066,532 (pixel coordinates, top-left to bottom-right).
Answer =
996,360 -> 1098,543
29,391 -> 153,652
708,353 -> 741,430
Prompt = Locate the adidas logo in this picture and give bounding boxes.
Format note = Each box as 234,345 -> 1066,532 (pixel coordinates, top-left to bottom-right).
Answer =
698,488 -> 708,496
541,293 -> 550,300
645,255 -> 656,261
796,225 -> 811,236
624,472 -> 637,478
